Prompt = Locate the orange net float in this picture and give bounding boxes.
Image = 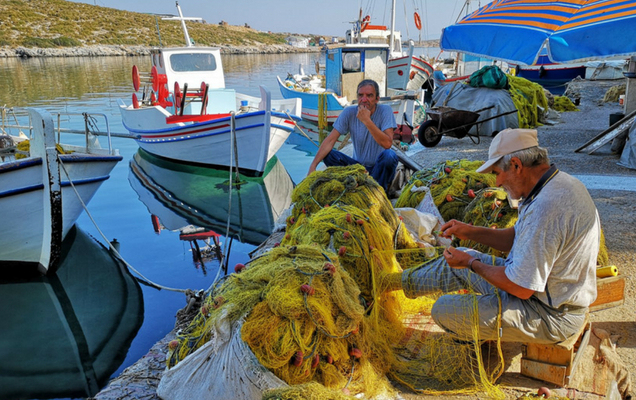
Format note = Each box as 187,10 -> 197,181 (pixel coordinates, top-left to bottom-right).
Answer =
414,12 -> 422,30
132,65 -> 141,92
361,15 -> 370,32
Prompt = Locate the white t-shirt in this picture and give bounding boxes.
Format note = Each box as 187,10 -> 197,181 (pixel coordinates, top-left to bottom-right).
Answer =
505,168 -> 599,309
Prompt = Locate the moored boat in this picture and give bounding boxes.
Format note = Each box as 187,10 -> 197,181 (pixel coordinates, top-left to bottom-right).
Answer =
0,108 -> 122,274
118,3 -> 301,176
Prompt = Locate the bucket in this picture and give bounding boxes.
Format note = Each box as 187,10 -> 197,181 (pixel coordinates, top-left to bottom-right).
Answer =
609,112 -> 625,127
619,95 -> 625,106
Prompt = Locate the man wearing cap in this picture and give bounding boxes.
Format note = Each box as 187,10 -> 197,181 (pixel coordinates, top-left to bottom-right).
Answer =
383,128 -> 600,344
307,79 -> 398,192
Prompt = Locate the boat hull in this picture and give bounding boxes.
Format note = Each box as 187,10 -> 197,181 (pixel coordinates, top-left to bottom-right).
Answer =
277,76 -> 344,124
387,54 -> 433,91
0,154 -> 121,271
120,105 -> 296,176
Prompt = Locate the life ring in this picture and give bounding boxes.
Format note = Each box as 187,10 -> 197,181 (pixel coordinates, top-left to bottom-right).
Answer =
414,12 -> 422,30
361,15 -> 370,32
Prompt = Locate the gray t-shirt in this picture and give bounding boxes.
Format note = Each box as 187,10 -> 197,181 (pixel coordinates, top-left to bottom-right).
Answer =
333,104 -> 397,167
505,169 -> 599,309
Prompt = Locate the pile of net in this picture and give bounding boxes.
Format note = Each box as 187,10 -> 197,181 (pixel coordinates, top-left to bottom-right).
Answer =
507,74 -> 550,129
161,164 -> 506,399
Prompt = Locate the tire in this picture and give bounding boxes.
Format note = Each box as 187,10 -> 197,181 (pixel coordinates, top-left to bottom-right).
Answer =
417,120 -> 443,147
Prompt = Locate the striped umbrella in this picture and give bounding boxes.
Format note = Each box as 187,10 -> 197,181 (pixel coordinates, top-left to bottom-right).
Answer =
440,0 -> 636,65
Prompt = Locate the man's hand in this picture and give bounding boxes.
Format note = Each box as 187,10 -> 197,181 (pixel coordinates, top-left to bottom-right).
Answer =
443,246 -> 472,269
439,219 -> 471,240
357,104 -> 372,124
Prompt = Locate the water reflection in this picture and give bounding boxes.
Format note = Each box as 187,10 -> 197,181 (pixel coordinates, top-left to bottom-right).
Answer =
0,226 -> 144,399
128,150 -> 293,269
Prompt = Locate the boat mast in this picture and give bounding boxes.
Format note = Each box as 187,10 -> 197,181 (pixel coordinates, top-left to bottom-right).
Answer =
162,1 -> 202,47
389,0 -> 396,54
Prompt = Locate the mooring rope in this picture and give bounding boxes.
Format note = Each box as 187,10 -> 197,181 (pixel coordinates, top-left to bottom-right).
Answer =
58,156 -> 188,293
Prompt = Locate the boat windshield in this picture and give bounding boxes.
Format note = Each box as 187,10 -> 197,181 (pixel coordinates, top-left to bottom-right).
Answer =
169,53 -> 218,72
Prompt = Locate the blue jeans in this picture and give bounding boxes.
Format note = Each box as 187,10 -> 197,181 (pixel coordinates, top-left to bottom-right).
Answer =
323,149 -> 398,191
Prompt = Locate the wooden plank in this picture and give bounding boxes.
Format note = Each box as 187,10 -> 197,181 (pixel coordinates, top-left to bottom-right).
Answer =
575,109 -> 636,154
521,358 -> 568,386
590,275 -> 626,311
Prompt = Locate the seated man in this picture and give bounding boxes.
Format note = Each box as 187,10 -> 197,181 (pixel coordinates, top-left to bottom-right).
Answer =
307,79 -> 398,191
384,128 -> 600,343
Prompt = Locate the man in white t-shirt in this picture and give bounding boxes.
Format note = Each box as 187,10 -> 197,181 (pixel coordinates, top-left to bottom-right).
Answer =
383,128 -> 600,343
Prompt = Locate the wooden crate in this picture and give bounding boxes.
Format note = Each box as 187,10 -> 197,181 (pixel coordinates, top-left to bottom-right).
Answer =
590,274 -> 625,312
520,323 -> 591,387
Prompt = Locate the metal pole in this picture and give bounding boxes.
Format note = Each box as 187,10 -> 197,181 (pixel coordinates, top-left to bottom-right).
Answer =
389,0 -> 396,54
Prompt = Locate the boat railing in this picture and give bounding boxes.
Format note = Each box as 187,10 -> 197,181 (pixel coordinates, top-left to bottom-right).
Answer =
0,107 -> 131,155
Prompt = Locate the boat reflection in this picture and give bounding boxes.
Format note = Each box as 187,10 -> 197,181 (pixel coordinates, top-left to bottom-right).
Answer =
128,149 -> 294,265
0,226 -> 144,399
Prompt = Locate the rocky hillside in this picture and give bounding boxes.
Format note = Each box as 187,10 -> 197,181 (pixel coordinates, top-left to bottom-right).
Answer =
0,0 -> 290,48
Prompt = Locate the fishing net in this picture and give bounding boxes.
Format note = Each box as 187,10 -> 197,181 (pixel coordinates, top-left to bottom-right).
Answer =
507,75 -> 549,129
15,139 -> 69,159
164,163 -> 607,399
394,159 -> 496,222
552,96 -> 579,112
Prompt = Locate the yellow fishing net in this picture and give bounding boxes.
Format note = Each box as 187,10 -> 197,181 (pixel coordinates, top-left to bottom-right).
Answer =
167,162 -> 608,399
166,164 -> 507,399
15,139 -> 70,159
507,75 -> 549,128
552,96 -> 579,112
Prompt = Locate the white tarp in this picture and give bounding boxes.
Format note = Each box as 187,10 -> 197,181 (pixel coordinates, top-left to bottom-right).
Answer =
157,311 -> 287,400
431,84 -> 519,136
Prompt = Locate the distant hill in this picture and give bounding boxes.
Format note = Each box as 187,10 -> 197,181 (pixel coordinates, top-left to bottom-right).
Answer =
0,0 -> 290,48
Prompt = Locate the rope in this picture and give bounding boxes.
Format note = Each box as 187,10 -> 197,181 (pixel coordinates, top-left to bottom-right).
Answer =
207,111 -> 239,293
57,156 -> 187,293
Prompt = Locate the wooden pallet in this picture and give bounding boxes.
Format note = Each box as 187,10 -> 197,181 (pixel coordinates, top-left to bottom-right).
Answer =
575,109 -> 636,154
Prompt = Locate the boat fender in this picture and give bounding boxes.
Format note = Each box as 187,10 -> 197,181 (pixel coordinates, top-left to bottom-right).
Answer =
409,70 -> 417,80
174,81 -> 182,113
414,12 -> 422,30
361,15 -> 370,32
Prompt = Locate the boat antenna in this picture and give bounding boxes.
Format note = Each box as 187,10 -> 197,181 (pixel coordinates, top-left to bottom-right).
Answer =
154,16 -> 163,47
162,1 -> 202,47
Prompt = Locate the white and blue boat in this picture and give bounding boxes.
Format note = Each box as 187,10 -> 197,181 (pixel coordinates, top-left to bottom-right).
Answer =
510,47 -> 586,94
118,3 -> 301,176
0,108 -> 122,274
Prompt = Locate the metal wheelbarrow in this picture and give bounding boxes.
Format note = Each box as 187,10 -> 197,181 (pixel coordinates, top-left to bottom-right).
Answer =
417,105 -> 518,148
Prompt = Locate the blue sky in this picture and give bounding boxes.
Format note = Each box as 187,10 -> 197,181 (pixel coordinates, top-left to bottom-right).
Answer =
66,0 -> 475,40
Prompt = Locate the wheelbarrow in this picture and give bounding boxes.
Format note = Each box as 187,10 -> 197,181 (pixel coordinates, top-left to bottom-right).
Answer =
417,105 -> 518,148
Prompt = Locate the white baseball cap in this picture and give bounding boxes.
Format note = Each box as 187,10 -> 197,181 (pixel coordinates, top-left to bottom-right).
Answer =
476,128 -> 539,173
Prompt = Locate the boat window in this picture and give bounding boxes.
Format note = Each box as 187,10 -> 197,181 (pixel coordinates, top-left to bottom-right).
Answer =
170,53 -> 217,72
342,52 -> 361,73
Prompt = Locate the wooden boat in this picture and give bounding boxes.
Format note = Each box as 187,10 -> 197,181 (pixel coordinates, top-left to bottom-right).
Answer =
0,226 -> 143,398
118,3 -> 301,176
0,108 -> 122,274
509,47 -> 586,94
128,149 -> 293,247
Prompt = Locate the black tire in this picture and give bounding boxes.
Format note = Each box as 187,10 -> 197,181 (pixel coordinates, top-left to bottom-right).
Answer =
417,120 -> 443,147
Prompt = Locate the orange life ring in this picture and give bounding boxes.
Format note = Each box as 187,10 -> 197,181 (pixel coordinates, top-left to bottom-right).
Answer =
414,12 -> 422,30
361,15 -> 371,32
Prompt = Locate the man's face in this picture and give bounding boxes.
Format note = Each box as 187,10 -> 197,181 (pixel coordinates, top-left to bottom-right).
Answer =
357,84 -> 378,112
491,162 -> 522,200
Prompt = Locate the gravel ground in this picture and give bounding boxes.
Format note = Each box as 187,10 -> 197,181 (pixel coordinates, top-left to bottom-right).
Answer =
406,78 -> 636,399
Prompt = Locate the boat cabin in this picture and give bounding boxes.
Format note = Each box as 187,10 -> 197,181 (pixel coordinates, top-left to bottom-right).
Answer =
325,44 -> 390,102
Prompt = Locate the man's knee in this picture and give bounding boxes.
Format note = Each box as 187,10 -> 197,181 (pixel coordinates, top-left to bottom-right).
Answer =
378,149 -> 398,166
